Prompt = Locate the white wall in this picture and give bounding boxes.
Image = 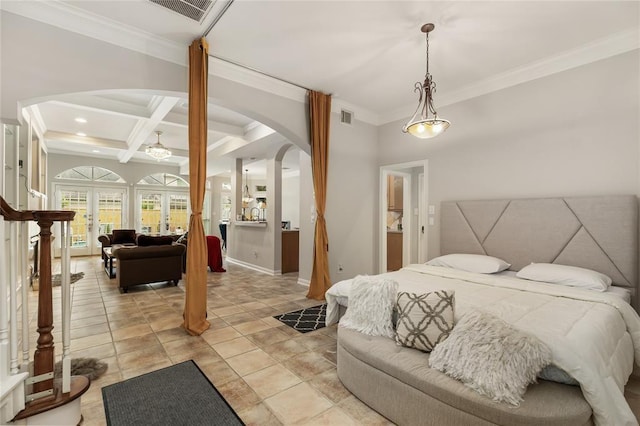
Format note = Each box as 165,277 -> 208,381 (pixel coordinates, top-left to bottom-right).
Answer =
282,175 -> 300,229
378,51 -> 640,258
326,117 -> 379,280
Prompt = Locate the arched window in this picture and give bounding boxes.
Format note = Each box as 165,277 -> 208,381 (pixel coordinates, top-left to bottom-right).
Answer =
55,166 -> 125,183
137,173 -> 188,187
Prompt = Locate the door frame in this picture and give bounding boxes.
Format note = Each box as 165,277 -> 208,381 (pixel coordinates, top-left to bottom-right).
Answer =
54,183 -> 129,256
134,188 -> 191,235
379,160 -> 428,274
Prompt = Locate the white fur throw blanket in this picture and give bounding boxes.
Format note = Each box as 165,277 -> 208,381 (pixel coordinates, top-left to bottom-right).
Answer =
429,309 -> 551,406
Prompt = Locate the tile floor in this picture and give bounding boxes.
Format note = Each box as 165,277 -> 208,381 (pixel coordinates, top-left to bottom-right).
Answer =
31,256 -> 640,425
37,256 -> 391,426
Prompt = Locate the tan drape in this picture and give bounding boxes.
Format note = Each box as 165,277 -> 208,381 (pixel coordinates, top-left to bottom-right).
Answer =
183,37 -> 210,335
307,90 -> 332,300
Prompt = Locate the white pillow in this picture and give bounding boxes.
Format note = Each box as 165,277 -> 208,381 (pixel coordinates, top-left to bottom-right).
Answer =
427,254 -> 510,274
339,275 -> 399,338
516,263 -> 612,292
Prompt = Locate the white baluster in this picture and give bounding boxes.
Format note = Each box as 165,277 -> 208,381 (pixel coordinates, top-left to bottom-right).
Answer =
20,222 -> 29,370
9,221 -> 18,375
0,213 -> 8,384
61,220 -> 71,393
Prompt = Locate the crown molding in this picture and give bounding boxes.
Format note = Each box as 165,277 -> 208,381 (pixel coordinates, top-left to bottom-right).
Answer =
383,27 -> 640,125
209,57 -> 307,104
4,2 -> 637,129
1,0 -> 187,66
331,98 -> 380,126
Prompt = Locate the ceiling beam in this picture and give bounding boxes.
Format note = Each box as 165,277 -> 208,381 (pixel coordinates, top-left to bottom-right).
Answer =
44,131 -> 128,149
50,96 -> 151,120
118,96 -> 180,164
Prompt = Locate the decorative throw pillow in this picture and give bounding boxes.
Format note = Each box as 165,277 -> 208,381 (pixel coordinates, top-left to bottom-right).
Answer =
429,309 -> 551,406
427,254 -> 510,274
339,275 -> 398,338
136,235 -> 175,247
111,229 -> 137,245
395,291 -> 455,352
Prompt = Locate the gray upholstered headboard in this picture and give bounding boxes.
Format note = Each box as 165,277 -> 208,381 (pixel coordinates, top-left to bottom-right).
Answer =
441,196 -> 638,291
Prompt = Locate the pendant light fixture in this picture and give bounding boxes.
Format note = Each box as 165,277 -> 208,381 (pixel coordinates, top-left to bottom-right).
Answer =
242,169 -> 253,204
145,130 -> 172,160
402,23 -> 450,139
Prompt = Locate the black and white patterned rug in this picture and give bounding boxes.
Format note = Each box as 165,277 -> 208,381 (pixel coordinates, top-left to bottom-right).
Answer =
274,304 -> 327,333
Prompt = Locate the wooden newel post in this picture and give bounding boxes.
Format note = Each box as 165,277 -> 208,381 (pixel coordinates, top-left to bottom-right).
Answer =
33,216 -> 54,393
32,211 -> 74,393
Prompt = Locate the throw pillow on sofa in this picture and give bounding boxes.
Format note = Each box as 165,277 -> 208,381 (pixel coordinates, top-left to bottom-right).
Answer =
136,235 -> 175,247
395,290 -> 455,352
112,229 -> 137,245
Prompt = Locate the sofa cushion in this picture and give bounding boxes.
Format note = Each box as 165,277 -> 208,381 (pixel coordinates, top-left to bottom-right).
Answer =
112,229 -> 137,245
114,244 -> 185,260
137,234 -> 175,247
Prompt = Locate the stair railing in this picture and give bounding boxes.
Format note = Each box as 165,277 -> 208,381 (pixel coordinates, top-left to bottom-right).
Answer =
0,195 -> 88,423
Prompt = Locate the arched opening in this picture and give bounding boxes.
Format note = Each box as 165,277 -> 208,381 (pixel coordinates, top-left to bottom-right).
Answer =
53,166 -> 127,256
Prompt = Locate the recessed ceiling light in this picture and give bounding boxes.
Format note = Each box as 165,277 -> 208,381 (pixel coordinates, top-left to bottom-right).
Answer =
76,132 -> 86,137
92,149 -> 100,153
75,117 -> 87,123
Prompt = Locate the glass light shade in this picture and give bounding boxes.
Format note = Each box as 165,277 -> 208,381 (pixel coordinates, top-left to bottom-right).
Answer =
404,118 -> 450,139
145,142 -> 172,160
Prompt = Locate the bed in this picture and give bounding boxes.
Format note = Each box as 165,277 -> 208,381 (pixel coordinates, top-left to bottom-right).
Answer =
327,195 -> 640,426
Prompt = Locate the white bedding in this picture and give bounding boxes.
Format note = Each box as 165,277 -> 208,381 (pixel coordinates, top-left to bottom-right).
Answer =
325,264 -> 640,426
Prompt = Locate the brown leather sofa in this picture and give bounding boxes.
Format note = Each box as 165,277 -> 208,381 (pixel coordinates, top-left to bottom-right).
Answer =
113,244 -> 186,293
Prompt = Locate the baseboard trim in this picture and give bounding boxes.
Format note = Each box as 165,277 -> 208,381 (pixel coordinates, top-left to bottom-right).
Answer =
297,278 -> 310,287
225,257 -> 275,276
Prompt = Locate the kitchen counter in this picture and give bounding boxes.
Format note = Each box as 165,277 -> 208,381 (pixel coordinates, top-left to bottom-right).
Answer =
235,221 -> 267,227
387,229 -> 403,233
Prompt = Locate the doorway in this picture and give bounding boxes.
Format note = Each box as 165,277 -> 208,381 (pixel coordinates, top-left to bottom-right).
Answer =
55,185 -> 127,256
135,190 -> 190,236
379,160 -> 428,274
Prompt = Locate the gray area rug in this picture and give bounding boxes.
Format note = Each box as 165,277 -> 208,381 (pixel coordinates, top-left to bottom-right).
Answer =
102,360 -> 244,426
54,357 -> 108,381
51,272 -> 85,287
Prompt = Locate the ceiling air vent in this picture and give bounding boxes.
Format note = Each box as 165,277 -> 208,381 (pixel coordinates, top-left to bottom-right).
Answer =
340,109 -> 353,125
149,0 -> 213,23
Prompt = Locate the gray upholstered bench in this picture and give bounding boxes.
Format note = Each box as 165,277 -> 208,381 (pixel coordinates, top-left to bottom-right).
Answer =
337,327 -> 592,426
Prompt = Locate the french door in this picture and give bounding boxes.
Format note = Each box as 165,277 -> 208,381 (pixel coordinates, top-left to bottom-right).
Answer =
136,190 -> 189,235
55,185 -> 127,256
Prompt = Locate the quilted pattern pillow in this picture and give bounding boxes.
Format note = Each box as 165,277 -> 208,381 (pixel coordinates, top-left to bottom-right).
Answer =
395,290 -> 455,352
429,309 -> 551,406
339,275 -> 398,338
